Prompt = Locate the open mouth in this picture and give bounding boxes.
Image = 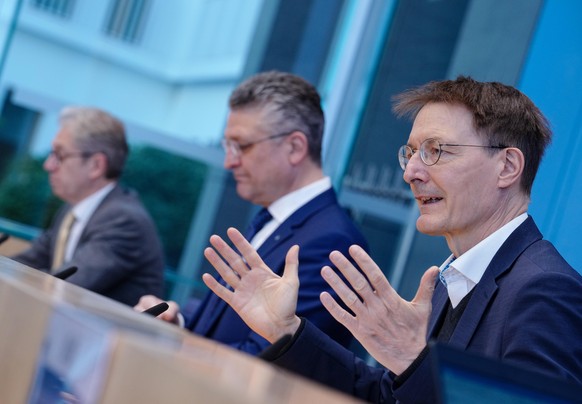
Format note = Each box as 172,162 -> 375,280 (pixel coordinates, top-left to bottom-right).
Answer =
418,197 -> 442,205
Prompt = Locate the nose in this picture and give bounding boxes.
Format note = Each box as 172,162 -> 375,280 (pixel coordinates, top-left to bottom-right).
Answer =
402,152 -> 426,184
223,150 -> 241,169
43,154 -> 57,172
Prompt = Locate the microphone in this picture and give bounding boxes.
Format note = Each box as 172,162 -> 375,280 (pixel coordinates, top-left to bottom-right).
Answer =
142,302 -> 169,317
0,233 -> 10,245
53,266 -> 78,280
258,334 -> 292,361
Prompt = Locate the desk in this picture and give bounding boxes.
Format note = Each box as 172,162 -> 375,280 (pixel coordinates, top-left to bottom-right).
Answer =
0,257 -> 360,403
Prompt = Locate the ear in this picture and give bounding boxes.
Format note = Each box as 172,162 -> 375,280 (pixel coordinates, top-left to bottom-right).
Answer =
498,147 -> 524,189
287,131 -> 309,165
88,152 -> 109,180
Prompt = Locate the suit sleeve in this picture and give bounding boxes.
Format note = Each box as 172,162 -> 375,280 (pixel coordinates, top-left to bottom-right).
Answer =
499,269 -> 582,382
61,198 -> 164,303
10,229 -> 54,271
10,208 -> 65,271
273,320 -> 395,403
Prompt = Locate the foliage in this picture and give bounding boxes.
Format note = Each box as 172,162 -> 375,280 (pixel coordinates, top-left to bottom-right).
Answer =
0,146 -> 208,269
120,145 -> 207,268
0,156 -> 61,229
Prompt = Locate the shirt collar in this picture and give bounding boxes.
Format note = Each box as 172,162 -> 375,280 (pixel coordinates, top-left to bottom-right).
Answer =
439,213 -> 528,307
452,213 -> 528,284
71,182 -> 116,224
249,177 -> 331,249
267,177 -> 331,223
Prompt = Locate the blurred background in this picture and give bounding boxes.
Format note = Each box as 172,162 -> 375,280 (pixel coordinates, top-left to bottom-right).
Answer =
0,0 -> 579,306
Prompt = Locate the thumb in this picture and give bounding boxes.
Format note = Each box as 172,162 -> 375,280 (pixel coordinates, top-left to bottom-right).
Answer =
283,245 -> 300,286
412,266 -> 440,305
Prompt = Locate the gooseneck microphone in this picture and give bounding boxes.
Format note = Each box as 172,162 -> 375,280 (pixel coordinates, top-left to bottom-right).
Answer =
142,302 -> 169,317
53,266 -> 78,280
0,233 -> 10,245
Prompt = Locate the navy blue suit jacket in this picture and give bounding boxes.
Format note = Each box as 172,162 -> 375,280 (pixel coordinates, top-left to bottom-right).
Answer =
186,188 -> 368,355
272,216 -> 582,403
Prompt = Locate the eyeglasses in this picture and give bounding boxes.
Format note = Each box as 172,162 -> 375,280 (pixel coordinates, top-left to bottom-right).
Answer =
47,149 -> 96,166
221,132 -> 293,159
398,138 -> 507,170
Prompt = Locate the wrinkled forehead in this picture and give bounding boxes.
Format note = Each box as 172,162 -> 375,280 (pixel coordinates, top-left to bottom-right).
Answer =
407,102 -> 478,145
52,125 -> 80,149
225,106 -> 277,139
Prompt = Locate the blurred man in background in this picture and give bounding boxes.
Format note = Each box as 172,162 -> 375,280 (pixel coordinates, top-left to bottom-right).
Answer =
137,71 -> 368,354
13,106 -> 165,306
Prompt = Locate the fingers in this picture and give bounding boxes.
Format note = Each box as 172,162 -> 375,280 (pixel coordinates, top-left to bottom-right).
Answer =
328,245 -> 395,305
412,266 -> 439,304
204,228 -> 274,287
321,265 -> 362,310
159,301 -> 181,324
347,245 -> 396,297
320,289 -> 358,331
209,231 -> 250,275
202,272 -> 233,305
204,244 -> 242,288
226,227 -> 267,269
134,294 -> 163,311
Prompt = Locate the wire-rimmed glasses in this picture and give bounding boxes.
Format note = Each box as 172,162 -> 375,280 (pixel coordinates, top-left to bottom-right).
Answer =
221,132 -> 293,159
398,138 -> 507,170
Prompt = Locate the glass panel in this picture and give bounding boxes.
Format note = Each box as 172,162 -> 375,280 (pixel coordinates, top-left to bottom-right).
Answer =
0,0 -> 349,302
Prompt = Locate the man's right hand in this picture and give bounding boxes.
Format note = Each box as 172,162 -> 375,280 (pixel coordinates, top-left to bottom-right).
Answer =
134,295 -> 181,325
202,227 -> 302,343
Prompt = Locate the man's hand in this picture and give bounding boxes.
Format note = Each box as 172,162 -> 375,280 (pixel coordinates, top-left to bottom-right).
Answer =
134,295 -> 181,325
319,245 -> 439,375
202,227 -> 302,343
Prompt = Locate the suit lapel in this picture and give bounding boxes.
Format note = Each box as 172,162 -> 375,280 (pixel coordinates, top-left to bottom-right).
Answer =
196,189 -> 338,333
255,189 -> 337,263
77,185 -> 123,244
191,279 -> 230,334
431,217 -> 543,347
428,282 -> 448,338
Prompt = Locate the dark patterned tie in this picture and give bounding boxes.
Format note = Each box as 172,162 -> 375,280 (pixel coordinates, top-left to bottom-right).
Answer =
244,208 -> 273,242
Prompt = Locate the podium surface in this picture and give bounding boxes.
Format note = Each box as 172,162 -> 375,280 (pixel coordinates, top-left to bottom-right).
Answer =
0,257 -> 361,403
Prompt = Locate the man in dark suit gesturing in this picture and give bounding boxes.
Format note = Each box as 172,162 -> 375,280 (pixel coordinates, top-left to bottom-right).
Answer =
13,106 -> 165,306
202,76 -> 582,402
136,71 -> 368,354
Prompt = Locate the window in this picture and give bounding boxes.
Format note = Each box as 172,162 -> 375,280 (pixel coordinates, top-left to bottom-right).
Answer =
104,0 -> 151,44
30,0 -> 75,18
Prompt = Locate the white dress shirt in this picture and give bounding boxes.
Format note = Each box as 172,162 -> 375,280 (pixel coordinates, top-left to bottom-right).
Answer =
250,177 -> 332,249
439,213 -> 528,308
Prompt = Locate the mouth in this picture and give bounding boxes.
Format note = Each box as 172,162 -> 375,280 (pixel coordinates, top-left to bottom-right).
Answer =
416,196 -> 443,205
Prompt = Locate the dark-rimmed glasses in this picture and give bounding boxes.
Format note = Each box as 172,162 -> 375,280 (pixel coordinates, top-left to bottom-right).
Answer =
221,132 -> 293,159
398,138 -> 507,170
47,150 -> 96,166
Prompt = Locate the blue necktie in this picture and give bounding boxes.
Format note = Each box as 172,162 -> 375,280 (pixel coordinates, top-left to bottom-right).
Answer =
244,208 -> 273,241
439,256 -> 456,288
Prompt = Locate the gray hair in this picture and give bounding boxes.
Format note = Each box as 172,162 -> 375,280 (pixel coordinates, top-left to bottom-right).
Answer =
229,71 -> 324,165
59,106 -> 128,179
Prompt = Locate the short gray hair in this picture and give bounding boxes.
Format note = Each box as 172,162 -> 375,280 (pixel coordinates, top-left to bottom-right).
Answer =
59,106 -> 128,179
229,71 -> 324,165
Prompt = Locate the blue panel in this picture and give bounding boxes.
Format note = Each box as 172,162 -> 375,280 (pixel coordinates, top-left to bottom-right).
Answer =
519,0 -> 582,272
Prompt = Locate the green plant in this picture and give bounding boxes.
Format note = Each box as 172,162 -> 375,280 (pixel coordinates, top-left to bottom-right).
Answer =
120,145 -> 208,268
